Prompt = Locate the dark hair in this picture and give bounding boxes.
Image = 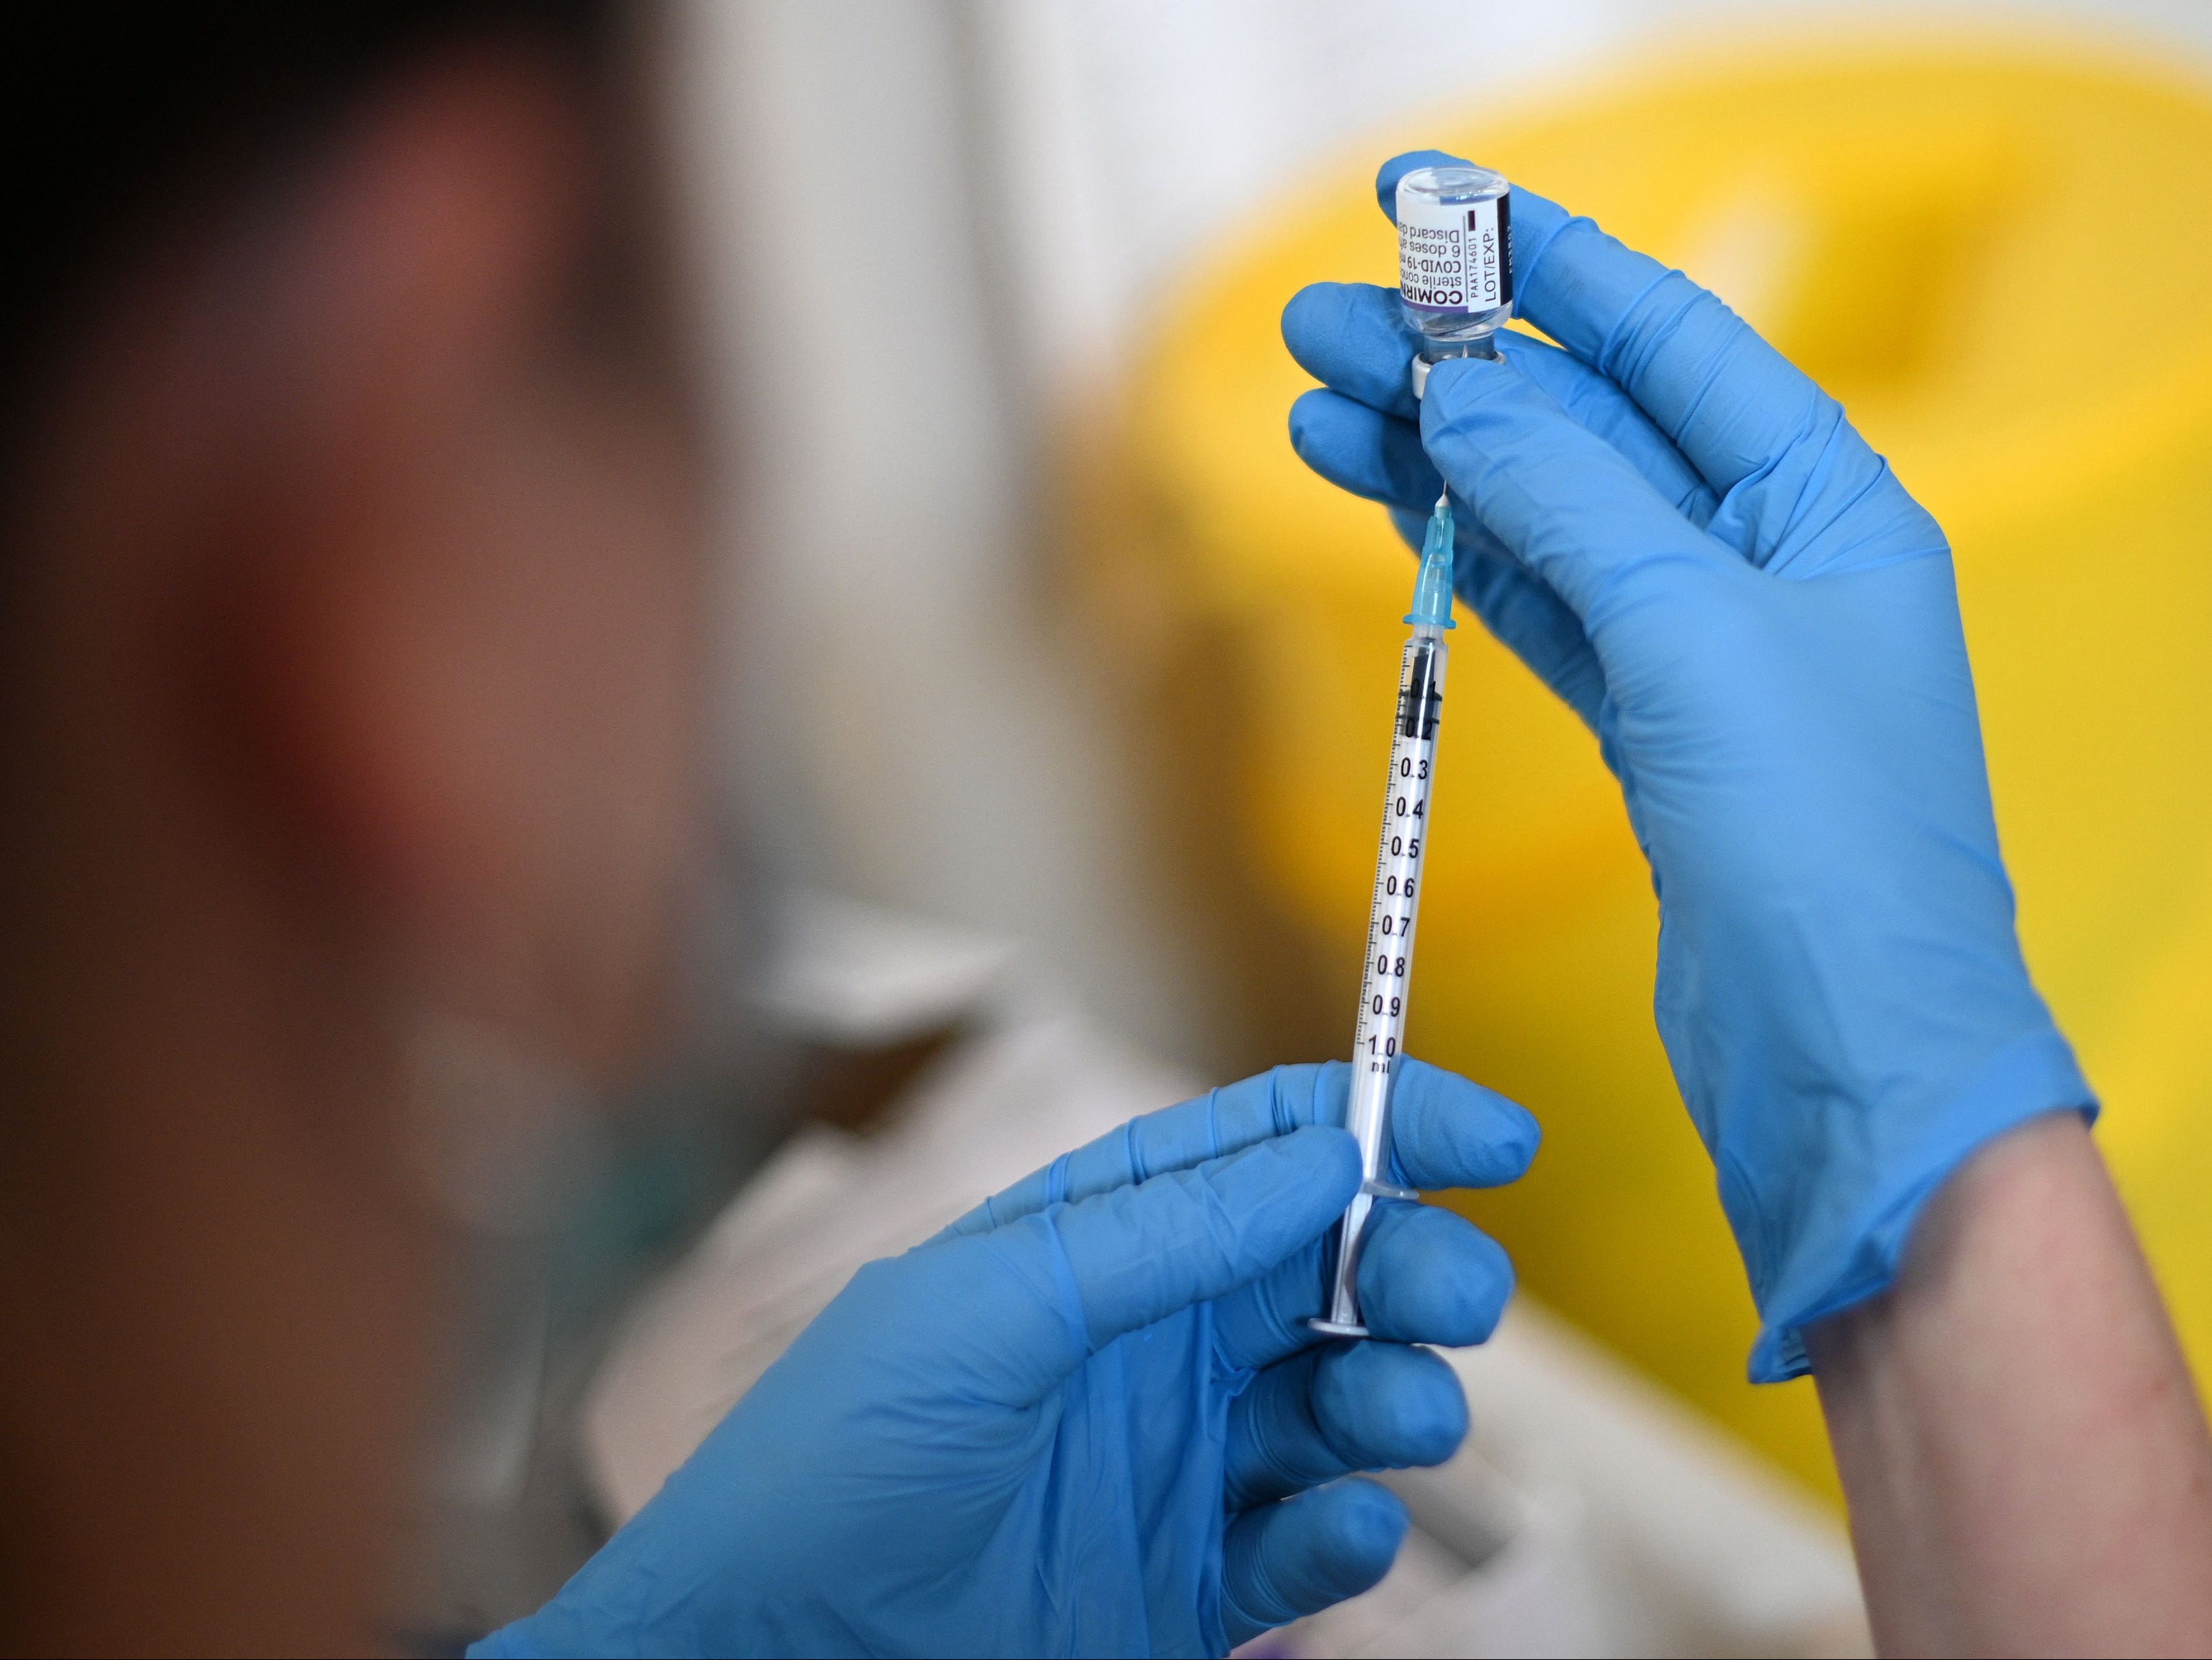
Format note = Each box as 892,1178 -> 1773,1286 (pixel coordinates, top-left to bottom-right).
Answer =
1,3 -> 616,461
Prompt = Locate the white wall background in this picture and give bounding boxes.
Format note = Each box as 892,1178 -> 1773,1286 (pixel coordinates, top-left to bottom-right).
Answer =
671,0 -> 2212,1069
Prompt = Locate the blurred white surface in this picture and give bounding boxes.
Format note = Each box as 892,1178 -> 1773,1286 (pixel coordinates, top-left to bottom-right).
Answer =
747,889 -> 1017,1046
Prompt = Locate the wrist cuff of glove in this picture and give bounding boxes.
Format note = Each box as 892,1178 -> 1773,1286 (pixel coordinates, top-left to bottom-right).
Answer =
1746,1027 -> 2096,1383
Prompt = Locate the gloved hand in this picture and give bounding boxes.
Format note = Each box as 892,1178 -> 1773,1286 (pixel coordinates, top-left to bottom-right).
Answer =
474,1059 -> 1536,1657
1281,153 -> 2092,1380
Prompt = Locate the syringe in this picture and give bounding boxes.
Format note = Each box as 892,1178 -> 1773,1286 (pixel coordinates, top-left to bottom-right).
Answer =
1311,490 -> 1457,1338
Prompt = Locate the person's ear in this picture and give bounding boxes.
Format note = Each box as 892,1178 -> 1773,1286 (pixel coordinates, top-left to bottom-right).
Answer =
173,43 -> 700,1068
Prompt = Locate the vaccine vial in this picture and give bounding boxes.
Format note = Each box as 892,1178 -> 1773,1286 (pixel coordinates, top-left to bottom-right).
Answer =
1396,164 -> 1512,391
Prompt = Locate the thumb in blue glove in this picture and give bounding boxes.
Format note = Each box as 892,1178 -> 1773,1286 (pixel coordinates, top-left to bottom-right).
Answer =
1281,153 -> 2091,1381
475,1059 -> 1538,1657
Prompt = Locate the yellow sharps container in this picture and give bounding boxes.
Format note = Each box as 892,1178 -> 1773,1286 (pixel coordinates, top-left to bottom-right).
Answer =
1094,42 -> 2212,1500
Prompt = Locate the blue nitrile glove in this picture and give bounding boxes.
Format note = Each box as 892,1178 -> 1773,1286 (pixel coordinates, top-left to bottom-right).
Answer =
1280,152 -> 2092,1381
473,1059 -> 1537,1658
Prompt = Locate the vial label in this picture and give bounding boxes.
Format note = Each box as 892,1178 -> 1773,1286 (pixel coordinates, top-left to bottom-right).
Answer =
1398,192 -> 1512,314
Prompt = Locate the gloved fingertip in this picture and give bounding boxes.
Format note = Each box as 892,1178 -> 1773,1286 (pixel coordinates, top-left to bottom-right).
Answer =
1320,1478 -> 1411,1586
1469,1089 -> 1543,1181
1455,1246 -> 1516,1346
1224,1478 -> 1411,1643
1375,150 -> 1473,222
1286,386 -> 1331,454
1401,1379 -> 1473,1467
1284,1121 -> 1363,1195
1316,1340 -> 1469,1468
1357,1206 -> 1517,1347
1280,281 -> 1347,355
1504,1100 -> 1542,1167
1390,1059 -> 1542,1188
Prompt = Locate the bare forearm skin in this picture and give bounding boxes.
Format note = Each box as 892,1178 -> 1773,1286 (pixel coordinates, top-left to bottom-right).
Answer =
1809,1112 -> 2212,1657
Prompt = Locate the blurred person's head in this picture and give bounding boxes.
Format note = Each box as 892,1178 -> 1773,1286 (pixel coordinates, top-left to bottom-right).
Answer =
0,6 -> 705,1652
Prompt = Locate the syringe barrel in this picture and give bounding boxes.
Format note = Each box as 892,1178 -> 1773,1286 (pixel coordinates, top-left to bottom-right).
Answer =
1319,623 -> 1448,1333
